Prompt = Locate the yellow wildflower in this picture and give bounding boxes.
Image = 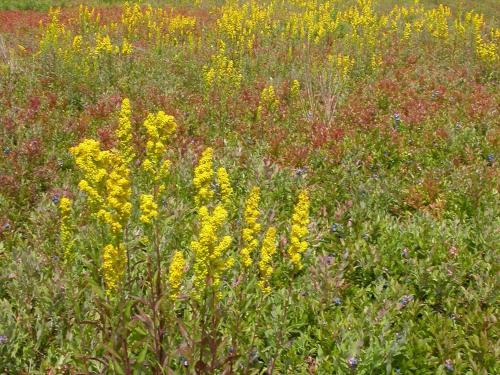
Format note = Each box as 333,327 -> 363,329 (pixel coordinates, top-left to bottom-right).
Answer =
102,243 -> 127,294
139,194 -> 158,224
217,167 -> 233,205
287,190 -> 310,270
240,187 -> 261,268
98,152 -> 132,233
59,197 -> 74,261
258,227 -> 277,294
121,38 -> 133,55
168,250 -> 185,300
193,148 -> 214,206
290,79 -> 300,98
142,111 -> 177,181
191,204 -> 232,300
116,98 -> 135,165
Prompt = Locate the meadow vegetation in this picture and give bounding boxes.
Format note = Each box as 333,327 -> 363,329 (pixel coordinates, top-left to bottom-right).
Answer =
0,0 -> 498,373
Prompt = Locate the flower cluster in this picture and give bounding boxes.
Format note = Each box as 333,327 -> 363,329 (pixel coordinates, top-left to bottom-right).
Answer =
102,243 -> 127,294
203,41 -> 242,95
257,227 -> 277,293
257,85 -> 279,119
216,167 -> 233,206
287,190 -> 310,270
191,205 -> 233,299
59,197 -> 74,261
139,194 -> 158,224
142,110 -> 177,186
290,79 -> 300,98
193,148 -> 215,206
95,151 -> 132,234
240,187 -> 261,268
168,250 -> 186,300
116,98 -> 135,165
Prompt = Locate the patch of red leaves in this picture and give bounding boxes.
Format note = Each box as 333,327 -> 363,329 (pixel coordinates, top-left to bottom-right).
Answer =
0,10 -> 47,33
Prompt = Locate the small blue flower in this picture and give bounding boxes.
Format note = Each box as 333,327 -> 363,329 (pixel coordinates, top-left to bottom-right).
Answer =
347,356 -> 358,369
52,195 -> 60,204
444,359 -> 453,372
3,147 -> 10,155
395,368 -> 401,374
2,223 -> 10,231
333,297 -> 342,306
331,224 -> 339,232
179,356 -> 188,367
487,154 -> 494,164
295,167 -> 306,177
401,248 -> 409,258
399,295 -> 414,308
0,335 -> 7,344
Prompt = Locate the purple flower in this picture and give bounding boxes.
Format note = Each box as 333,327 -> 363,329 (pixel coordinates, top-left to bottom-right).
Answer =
0,335 -> 7,344
401,248 -> 409,258
347,356 -> 358,369
295,167 -> 306,177
444,359 -> 453,372
487,154 -> 494,164
399,295 -> 414,308
52,195 -> 60,204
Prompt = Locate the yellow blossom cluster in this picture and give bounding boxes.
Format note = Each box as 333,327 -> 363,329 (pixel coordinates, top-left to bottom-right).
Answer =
203,41 -> 242,95
287,190 -> 310,270
102,243 -> 127,294
257,84 -> 279,119
216,0 -> 275,52
329,53 -> 355,79
240,187 -> 261,268
122,2 -> 196,45
191,205 -> 233,299
216,167 -> 233,206
258,227 -> 277,294
168,250 -> 186,300
59,197 -> 74,261
290,79 -> 300,98
71,140 -> 131,294
116,98 -> 135,165
193,148 -> 215,206
139,194 -> 158,224
142,110 -> 177,185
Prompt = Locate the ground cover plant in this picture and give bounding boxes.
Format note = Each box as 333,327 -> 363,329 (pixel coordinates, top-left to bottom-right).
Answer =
0,0 -> 498,373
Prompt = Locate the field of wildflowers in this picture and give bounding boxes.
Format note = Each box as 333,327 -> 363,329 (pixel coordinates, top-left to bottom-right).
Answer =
0,0 -> 498,373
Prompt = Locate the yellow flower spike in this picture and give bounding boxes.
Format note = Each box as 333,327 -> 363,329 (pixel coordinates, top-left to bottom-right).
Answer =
240,187 -> 261,268
260,85 -> 279,113
216,167 -> 233,205
191,201 -> 232,300
287,190 -> 310,270
116,98 -> 135,165
139,194 -> 159,224
193,148 -> 214,206
168,251 -> 186,300
258,227 -> 277,294
59,197 -> 74,261
142,111 -> 177,181
121,38 -> 133,55
290,79 -> 300,98
102,243 -> 127,295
